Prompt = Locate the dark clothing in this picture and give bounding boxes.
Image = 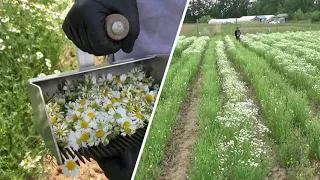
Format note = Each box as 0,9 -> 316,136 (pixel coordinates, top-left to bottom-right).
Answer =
235,29 -> 241,41
96,145 -> 141,180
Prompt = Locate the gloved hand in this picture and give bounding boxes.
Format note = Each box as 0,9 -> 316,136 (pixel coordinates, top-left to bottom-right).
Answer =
95,145 -> 141,180
62,0 -> 140,56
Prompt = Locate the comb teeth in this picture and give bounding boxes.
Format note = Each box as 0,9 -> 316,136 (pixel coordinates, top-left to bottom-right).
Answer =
58,126 -> 147,165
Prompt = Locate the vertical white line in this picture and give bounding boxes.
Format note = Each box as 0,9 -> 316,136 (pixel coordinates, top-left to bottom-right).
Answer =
130,0 -> 191,179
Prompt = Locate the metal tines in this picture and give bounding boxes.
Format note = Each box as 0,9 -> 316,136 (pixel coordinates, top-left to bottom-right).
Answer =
59,126 -> 147,165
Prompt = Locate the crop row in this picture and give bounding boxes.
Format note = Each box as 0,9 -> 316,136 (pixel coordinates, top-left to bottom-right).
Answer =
227,36 -> 320,173
207,40 -> 270,179
134,36 -> 210,179
241,34 -> 320,106
248,32 -> 320,69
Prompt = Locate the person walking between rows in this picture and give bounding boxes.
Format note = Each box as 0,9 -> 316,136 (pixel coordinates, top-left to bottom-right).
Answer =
235,27 -> 241,41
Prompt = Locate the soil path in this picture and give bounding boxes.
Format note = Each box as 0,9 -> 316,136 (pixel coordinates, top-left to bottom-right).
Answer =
158,65 -> 203,180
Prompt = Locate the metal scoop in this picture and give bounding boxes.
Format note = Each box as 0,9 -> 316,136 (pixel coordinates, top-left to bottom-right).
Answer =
27,14 -> 169,165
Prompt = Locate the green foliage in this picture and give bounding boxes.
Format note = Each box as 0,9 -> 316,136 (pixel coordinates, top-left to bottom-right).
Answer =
311,11 -> 320,22
199,15 -> 211,23
134,37 -> 209,179
293,9 -> 305,20
0,0 -> 73,179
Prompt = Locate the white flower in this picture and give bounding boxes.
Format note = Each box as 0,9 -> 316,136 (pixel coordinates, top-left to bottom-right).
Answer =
74,115 -> 91,132
0,45 -> 6,51
107,73 -> 114,82
128,67 -> 145,81
54,70 -> 61,74
38,73 -> 46,77
68,131 -> 81,151
120,74 -> 127,82
108,106 -> 126,120
62,157 -> 80,178
52,122 -> 69,141
36,52 -> 44,59
45,58 -> 52,69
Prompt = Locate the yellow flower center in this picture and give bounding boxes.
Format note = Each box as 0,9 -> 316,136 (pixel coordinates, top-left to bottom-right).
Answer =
123,91 -> 128,97
65,160 -> 77,171
80,133 -> 90,142
56,104 -> 61,110
129,89 -> 135,93
135,106 -> 141,112
129,98 -> 134,103
104,89 -> 111,97
116,98 -> 123,103
125,128 -> 131,134
127,106 -> 133,112
145,94 -> 153,103
80,121 -> 89,129
72,114 -> 79,121
77,108 -> 84,113
124,121 -> 131,128
80,99 -> 86,106
51,117 -> 58,124
138,92 -> 143,98
87,112 -> 95,120
111,98 -> 117,103
136,113 -> 145,120
115,77 -> 120,84
96,130 -> 105,138
106,104 -> 113,111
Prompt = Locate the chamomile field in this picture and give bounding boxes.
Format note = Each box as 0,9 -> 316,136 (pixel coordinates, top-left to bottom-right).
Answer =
134,31 -> 320,180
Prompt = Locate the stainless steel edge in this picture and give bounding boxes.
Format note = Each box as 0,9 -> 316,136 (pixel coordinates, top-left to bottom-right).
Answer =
27,82 -> 62,163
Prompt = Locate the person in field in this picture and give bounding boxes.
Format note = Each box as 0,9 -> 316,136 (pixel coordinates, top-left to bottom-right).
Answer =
62,0 -> 187,179
235,27 -> 241,41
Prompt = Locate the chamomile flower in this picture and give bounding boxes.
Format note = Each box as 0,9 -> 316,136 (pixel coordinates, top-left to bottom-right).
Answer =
128,67 -> 145,81
68,131 -> 80,150
108,106 -> 127,120
66,110 -> 81,122
84,108 -> 96,120
106,73 -> 114,82
118,118 -> 137,136
144,91 -> 157,103
52,122 -> 69,141
62,157 -> 80,178
74,115 -> 91,132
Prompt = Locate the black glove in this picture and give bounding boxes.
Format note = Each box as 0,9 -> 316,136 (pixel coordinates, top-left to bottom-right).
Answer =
62,0 -> 140,56
96,145 -> 141,180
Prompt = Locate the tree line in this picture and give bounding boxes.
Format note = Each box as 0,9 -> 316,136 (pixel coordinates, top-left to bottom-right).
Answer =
184,0 -> 320,23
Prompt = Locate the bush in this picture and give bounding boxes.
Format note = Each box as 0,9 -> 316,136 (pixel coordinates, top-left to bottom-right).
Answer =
311,11 -> 320,23
293,9 -> 305,21
199,15 -> 211,23
0,0 -> 73,179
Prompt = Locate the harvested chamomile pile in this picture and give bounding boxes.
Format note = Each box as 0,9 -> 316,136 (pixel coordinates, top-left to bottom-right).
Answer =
45,67 -> 159,151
